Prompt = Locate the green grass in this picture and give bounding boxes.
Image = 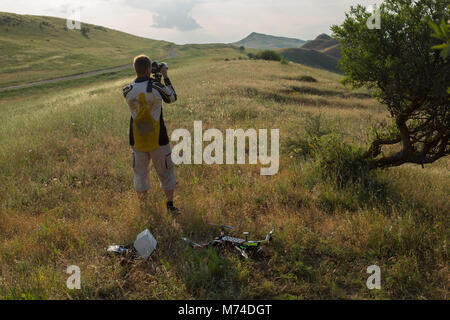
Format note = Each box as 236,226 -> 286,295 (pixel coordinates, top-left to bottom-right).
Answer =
0,46 -> 448,300
278,48 -> 341,73
0,11 -> 175,87
0,12 -> 245,88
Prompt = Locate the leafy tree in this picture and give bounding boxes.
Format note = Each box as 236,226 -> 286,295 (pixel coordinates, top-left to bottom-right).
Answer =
429,14 -> 450,93
332,0 -> 449,169
256,50 -> 282,61
429,17 -> 450,59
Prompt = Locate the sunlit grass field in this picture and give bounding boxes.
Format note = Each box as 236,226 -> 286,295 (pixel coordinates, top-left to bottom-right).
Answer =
0,52 -> 448,299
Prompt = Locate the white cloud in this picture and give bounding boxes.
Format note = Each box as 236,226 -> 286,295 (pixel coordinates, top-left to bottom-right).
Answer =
0,0 -> 385,44
125,0 -> 201,31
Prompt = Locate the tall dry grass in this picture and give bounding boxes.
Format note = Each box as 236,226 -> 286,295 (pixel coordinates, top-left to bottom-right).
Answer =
0,58 -> 448,299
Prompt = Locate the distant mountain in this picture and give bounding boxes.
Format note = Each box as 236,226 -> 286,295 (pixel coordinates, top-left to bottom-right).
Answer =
301,33 -> 341,59
232,32 -> 306,50
278,47 -> 341,74
275,34 -> 343,73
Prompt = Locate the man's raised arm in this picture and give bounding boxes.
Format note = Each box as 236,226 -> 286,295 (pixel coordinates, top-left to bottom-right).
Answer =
154,65 -> 177,104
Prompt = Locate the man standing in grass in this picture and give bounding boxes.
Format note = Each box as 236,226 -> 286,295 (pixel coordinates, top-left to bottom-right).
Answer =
123,55 -> 179,213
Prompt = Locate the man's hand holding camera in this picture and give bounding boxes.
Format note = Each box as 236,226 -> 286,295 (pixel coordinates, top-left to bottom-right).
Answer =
160,64 -> 169,79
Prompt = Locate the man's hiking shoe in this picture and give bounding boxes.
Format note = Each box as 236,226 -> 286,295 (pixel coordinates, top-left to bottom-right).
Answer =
167,206 -> 180,214
167,201 -> 180,214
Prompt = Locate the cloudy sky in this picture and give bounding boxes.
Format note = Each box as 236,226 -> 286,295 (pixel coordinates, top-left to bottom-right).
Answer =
0,0 -> 383,44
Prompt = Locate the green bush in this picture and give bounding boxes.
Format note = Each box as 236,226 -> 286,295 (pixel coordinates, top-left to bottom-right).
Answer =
313,134 -> 371,189
81,26 -> 90,38
284,137 -> 316,160
298,75 -> 318,82
284,114 -> 331,159
248,51 -> 283,61
256,50 -> 282,61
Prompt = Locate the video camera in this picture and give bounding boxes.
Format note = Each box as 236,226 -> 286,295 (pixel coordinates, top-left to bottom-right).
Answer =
151,61 -> 168,83
151,61 -> 168,74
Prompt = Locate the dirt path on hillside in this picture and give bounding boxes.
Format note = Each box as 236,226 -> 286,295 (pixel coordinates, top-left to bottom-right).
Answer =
0,64 -> 131,92
166,48 -> 179,59
0,48 -> 180,93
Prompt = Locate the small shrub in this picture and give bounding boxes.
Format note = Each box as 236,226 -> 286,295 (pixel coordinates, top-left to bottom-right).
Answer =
281,58 -> 289,65
256,50 -> 282,61
313,134 -> 371,189
247,53 -> 255,59
304,113 -> 331,138
284,114 -> 331,159
94,26 -> 107,32
298,75 -> 318,83
40,21 -> 53,28
284,137 -> 316,159
81,26 -> 90,38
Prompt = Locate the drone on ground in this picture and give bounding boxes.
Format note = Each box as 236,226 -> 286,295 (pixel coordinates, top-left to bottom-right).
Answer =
182,224 -> 274,259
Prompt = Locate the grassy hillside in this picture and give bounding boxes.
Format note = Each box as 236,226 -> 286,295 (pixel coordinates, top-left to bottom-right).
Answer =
0,12 -> 175,87
302,34 -> 338,51
301,34 -> 342,60
278,48 -> 341,73
233,32 -> 306,50
0,53 -> 448,299
0,12 -> 249,89
321,44 -> 342,59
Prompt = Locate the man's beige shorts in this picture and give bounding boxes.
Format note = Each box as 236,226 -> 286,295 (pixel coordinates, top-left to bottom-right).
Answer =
132,144 -> 177,192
